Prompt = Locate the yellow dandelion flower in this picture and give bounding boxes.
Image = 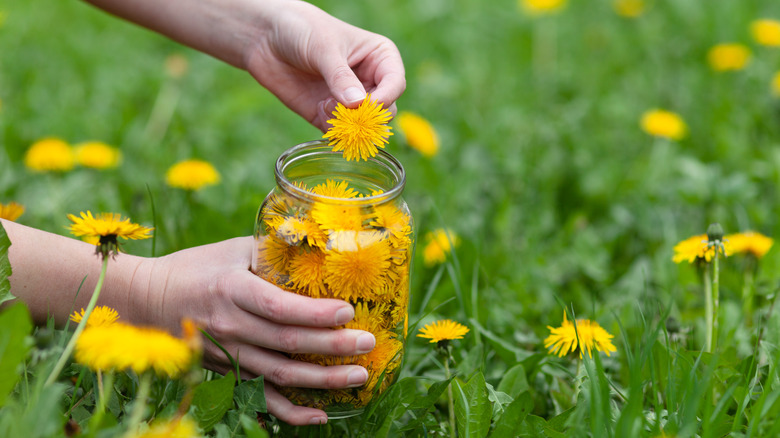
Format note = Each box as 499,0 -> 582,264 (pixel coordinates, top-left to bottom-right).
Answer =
255,233 -> 298,279
344,301 -> 387,334
672,233 -> 733,264
370,203 -> 412,248
0,201 -> 25,221
358,330 -> 402,394
324,231 -> 392,301
708,43 -> 751,71
165,159 -> 220,190
323,95 -> 393,161
396,111 -> 439,158
417,319 -> 470,344
74,141 -> 121,169
613,0 -> 644,18
544,312 -> 617,358
129,416 -> 202,438
75,322 -> 194,377
272,215 -> 328,249
726,231 -> 773,259
772,71 -> 780,97
67,211 -> 153,258
640,109 -> 687,140
310,179 -> 359,199
751,19 -> 780,47
24,137 -> 75,172
520,0 -> 567,15
287,248 -> 328,297
69,306 -> 119,328
313,204 -> 367,235
164,54 -> 190,79
422,228 -> 459,266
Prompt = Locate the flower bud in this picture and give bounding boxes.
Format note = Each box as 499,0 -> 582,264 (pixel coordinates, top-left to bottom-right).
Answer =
707,223 -> 724,243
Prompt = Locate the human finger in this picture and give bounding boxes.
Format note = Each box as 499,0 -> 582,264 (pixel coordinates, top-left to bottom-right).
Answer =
264,383 -> 328,426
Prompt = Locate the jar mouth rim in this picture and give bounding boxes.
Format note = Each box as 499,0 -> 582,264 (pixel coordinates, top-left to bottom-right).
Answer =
275,139 -> 406,204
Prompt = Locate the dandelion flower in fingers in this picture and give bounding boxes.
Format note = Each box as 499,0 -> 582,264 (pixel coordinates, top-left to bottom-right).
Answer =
544,312 -> 617,358
67,211 -> 153,258
323,95 -> 393,161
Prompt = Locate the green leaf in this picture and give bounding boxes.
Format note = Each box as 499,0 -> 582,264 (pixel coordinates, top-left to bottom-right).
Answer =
398,376 -> 455,432
496,364 -> 529,398
234,376 -> 266,414
489,392 -> 533,438
190,371 -> 235,432
0,303 -> 33,407
240,413 -> 270,438
0,222 -> 15,306
452,372 -> 491,438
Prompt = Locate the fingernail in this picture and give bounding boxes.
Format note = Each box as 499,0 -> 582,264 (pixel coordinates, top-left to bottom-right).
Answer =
335,307 -> 354,325
347,368 -> 368,387
309,416 -> 327,425
356,333 -> 376,354
343,87 -> 365,104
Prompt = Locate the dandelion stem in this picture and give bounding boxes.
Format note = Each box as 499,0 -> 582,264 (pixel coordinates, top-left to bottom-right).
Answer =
703,263 -> 713,353
87,371 -> 114,438
712,252 -> 720,352
125,372 -> 153,433
45,255 -> 110,386
444,356 -> 456,438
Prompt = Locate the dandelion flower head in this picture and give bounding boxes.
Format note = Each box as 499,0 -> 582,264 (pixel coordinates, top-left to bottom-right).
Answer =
613,0 -> 644,18
726,231 -> 773,259
544,312 -> 617,358
640,109 -> 687,141
323,95 -> 393,161
672,233 -> 733,264
75,141 -> 122,169
751,19 -> 780,47
166,159 -> 221,190
67,211 -> 153,257
417,319 -> 470,344
75,322 -> 194,377
0,201 -> 25,221
70,306 -> 119,328
324,231 -> 391,301
396,111 -> 439,157
127,416 -> 202,438
423,228 -> 459,266
24,137 -> 75,172
520,0 -> 567,15
707,43 -> 751,71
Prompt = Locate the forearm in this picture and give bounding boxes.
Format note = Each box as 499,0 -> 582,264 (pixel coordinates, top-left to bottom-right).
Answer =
2,219 -> 149,327
82,0 -> 281,69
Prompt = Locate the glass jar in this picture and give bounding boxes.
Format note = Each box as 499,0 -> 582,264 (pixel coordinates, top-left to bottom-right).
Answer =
252,139 -> 414,418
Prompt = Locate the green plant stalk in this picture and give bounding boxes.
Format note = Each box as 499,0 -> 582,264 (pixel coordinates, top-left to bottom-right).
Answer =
443,354 -> 455,438
87,371 -> 115,438
712,254 -> 720,353
125,372 -> 153,434
703,263 -> 713,353
45,255 -> 110,386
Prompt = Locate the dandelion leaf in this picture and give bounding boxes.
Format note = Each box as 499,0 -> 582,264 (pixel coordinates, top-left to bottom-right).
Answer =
190,371 -> 235,432
452,372 -> 491,438
0,303 -> 33,407
398,376 -> 455,432
0,223 -> 15,306
489,392 -> 533,438
496,364 -> 529,398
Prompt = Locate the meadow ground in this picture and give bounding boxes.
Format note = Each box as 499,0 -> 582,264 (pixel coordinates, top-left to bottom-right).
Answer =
2,0 -> 780,436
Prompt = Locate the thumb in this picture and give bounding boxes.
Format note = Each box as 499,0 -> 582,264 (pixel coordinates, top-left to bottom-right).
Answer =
320,59 -> 366,108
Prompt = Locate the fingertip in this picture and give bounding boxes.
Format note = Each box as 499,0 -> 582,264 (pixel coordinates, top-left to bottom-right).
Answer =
342,87 -> 366,106
334,305 -> 355,325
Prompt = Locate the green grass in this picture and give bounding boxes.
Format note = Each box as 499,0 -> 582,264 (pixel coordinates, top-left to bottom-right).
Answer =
3,0 -> 780,436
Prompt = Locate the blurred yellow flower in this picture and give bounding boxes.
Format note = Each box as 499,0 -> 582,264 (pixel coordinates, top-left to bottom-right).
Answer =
323,95 -> 393,161
70,306 -> 119,328
544,312 -> 617,358
24,137 -> 75,172
520,0 -> 567,15
67,211 -> 153,257
0,201 -> 25,221
751,19 -> 780,47
129,416 -> 202,438
423,228 -> 459,266
75,141 -> 121,169
672,233 -> 733,264
640,109 -> 687,141
726,231 -> 773,259
772,71 -> 780,97
165,53 -> 189,79
396,111 -> 439,157
707,43 -> 751,71
75,322 -> 195,377
166,159 -> 220,190
417,319 -> 469,343
613,0 -> 644,18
